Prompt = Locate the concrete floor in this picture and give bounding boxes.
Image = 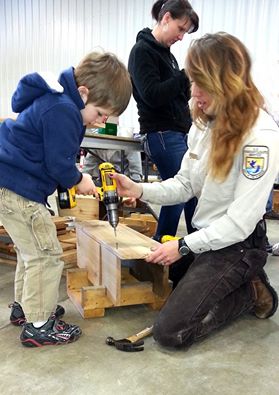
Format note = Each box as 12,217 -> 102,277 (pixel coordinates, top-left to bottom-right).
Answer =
0,212 -> 279,395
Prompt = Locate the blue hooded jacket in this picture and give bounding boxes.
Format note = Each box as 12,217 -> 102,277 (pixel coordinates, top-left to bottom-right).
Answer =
0,67 -> 85,204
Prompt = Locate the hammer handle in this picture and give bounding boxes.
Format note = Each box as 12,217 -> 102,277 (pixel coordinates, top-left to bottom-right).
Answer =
126,326 -> 153,343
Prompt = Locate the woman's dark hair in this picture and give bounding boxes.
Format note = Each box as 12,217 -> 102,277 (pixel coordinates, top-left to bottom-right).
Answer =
151,0 -> 199,33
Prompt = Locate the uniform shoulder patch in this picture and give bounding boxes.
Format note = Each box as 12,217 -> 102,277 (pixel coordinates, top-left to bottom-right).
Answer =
242,145 -> 269,180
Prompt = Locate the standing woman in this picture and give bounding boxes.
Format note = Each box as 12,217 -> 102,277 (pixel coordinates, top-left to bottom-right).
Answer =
128,0 -> 199,238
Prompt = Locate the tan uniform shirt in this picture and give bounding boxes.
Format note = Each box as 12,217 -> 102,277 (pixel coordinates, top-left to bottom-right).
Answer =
141,110 -> 279,253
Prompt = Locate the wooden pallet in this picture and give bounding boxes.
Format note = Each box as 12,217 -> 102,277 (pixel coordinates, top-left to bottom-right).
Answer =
119,213 -> 157,238
67,220 -> 171,318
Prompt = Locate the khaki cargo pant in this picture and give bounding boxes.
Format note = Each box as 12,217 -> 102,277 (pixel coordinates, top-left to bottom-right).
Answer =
0,188 -> 63,322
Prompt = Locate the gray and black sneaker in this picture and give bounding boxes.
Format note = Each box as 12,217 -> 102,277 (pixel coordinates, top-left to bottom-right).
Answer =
9,302 -> 65,326
20,317 -> 82,347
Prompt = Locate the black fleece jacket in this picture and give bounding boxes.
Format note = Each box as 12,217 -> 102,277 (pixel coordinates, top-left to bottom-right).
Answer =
128,28 -> 192,134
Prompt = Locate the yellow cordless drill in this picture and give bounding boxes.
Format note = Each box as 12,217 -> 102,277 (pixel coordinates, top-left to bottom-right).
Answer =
160,235 -> 180,243
57,162 -> 119,235
98,162 -> 119,236
57,185 -> 77,209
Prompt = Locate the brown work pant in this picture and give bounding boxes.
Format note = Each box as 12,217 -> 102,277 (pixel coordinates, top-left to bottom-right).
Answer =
153,221 -> 268,348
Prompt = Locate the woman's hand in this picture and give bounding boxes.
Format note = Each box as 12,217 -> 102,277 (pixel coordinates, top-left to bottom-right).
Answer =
122,197 -> 137,208
76,173 -> 98,198
145,240 -> 181,266
110,173 -> 143,199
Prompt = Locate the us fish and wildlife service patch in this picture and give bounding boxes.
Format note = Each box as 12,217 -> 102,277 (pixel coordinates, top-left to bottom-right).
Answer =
242,145 -> 269,180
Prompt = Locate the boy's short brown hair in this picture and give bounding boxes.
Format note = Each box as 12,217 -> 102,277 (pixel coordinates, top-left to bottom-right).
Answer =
74,52 -> 132,116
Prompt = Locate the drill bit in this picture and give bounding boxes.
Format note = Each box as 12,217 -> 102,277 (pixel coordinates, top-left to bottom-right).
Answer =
114,226 -> 118,249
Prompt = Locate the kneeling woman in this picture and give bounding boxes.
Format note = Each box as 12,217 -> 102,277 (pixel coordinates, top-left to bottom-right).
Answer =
111,32 -> 279,348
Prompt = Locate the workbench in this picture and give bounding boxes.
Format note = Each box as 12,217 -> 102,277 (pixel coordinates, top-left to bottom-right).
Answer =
82,130 -> 150,181
82,130 -> 142,152
82,130 -> 159,220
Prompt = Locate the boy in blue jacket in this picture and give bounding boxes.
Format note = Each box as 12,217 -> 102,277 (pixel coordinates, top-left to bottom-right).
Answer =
0,52 -> 132,347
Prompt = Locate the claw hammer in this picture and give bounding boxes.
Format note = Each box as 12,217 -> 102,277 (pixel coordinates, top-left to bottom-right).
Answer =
106,326 -> 153,352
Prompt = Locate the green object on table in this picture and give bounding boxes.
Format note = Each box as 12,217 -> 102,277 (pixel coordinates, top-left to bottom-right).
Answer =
105,122 -> 117,136
97,127 -> 107,135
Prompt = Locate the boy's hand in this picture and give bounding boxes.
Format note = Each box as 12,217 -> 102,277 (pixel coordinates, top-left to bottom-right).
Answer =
109,173 -> 142,199
76,173 -> 98,198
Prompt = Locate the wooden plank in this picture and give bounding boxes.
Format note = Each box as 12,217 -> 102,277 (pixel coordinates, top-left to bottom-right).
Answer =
81,285 -> 113,309
119,216 -> 157,237
56,196 -> 100,221
61,249 -> 77,265
77,220 -> 159,260
57,229 -> 67,235
0,256 -> 16,266
87,238 -> 101,286
51,216 -> 68,230
68,288 -> 106,318
101,247 -> 121,305
67,268 -> 90,289
60,242 -> 76,252
120,282 -> 154,306
0,242 -> 15,254
0,252 -> 16,261
76,228 -> 101,285
130,213 -> 155,219
83,307 -> 105,318
58,232 -> 76,245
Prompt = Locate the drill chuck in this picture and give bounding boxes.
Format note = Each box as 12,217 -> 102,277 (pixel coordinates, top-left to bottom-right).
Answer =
103,192 -> 119,230
107,206 -> 119,230
98,162 -> 120,232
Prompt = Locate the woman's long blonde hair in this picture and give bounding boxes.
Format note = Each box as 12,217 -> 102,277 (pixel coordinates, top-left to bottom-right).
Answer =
186,32 -> 264,181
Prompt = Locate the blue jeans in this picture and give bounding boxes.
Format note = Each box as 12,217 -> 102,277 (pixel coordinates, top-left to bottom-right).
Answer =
266,190 -> 273,212
144,131 -> 196,236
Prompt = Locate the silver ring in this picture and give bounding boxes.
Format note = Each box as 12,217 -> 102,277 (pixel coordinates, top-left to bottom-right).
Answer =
159,262 -> 165,266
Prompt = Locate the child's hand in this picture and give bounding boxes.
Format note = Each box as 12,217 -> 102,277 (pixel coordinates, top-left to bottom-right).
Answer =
110,173 -> 142,199
76,173 -> 98,198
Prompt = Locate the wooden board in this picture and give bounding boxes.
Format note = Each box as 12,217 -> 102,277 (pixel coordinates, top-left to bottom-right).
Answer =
58,233 -> 77,245
101,248 -> 121,304
76,229 -> 101,285
76,220 -> 159,260
56,196 -> 100,221
68,220 -> 171,318
119,213 -> 157,238
52,216 -> 68,229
